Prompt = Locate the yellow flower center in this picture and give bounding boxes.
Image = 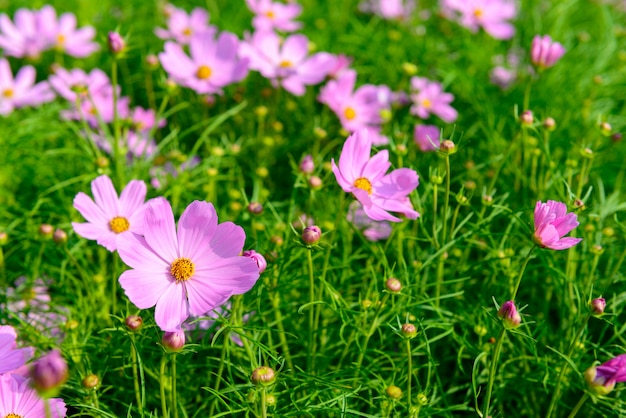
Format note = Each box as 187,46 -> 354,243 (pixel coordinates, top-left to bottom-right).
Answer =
265,11 -> 275,19
183,27 -> 192,36
109,216 -> 130,234
473,8 -> 483,17
196,65 -> 212,79
353,177 -> 373,195
344,107 -> 357,120
5,413 -> 23,418
57,34 -> 66,44
170,258 -> 195,282
421,98 -> 432,108
3,88 -> 13,98
279,60 -> 293,68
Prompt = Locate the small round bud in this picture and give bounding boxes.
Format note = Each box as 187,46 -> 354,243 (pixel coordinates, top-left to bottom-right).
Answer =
482,194 -> 494,206
417,393 -> 428,405
125,315 -> 143,332
498,300 -> 521,329
385,278 -> 402,294
611,133 -> 623,143
300,155 -> 315,174
82,374 -> 100,390
361,299 -> 373,309
146,54 -> 159,69
395,144 -> 408,155
520,110 -> 534,125
464,180 -> 477,191
600,122 -> 612,136
543,117 -> 556,131
401,62 -> 418,76
266,394 -> 277,407
251,366 -> 276,385
39,224 -> 54,239
162,330 -> 185,352
270,235 -> 284,246
474,324 -> 487,337
580,147 -> 594,159
401,323 -> 417,339
65,319 -> 79,331
590,297 -> 606,316
308,176 -> 322,190
439,139 -> 456,154
602,227 -> 615,237
53,229 -> 67,244
247,202 -> 264,215
107,32 -> 125,55
302,225 -> 322,245
431,175 -> 443,185
254,106 -> 269,118
243,250 -> 267,274
386,385 -> 402,399
30,350 -> 69,396
313,127 -> 327,139
574,199 -> 585,209
256,167 -> 269,178
590,245 -> 604,255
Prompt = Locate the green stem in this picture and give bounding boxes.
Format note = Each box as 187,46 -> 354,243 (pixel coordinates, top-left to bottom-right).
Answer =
307,249 -> 316,373
130,335 -> 144,417
567,393 -> 589,418
406,339 -> 413,409
260,386 -> 268,418
353,294 -> 389,385
110,58 -> 125,188
432,183 -> 439,249
172,354 -> 178,418
111,255 -> 119,319
160,355 -> 169,418
441,155 -> 451,244
482,327 -> 507,418
208,335 -> 229,417
511,246 -> 535,301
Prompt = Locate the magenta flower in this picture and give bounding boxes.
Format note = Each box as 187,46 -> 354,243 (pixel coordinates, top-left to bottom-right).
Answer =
0,326 -> 34,374
585,355 -> 626,395
0,8 -> 49,59
533,200 -> 582,250
414,124 -> 441,152
159,31 -> 249,95
410,77 -> 458,123
72,175 -> 148,252
0,58 -> 54,115
240,31 -> 334,96
155,6 -> 216,45
332,130 -> 420,222
39,6 -> 99,58
117,198 -> 260,332
530,35 -> 565,69
0,374 -> 67,417
246,0 -> 302,32
442,0 -> 516,40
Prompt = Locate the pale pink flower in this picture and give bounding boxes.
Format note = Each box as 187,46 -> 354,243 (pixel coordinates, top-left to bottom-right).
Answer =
0,8 -> 49,59
49,67 -> 111,103
0,58 -> 54,115
327,54 -> 353,79
159,31 -> 249,95
246,0 -> 302,32
0,374 -> 67,417
410,76 -> 458,123
117,198 -> 260,332
155,6 -> 216,45
489,65 -> 516,89
39,6 -> 99,57
533,200 -> 582,250
530,35 -> 565,69
243,249 -> 267,274
414,124 -> 441,152
239,31 -> 334,96
0,326 -> 34,374
332,130 -> 420,222
347,201 -> 392,241
360,0 -> 416,20
441,0 -> 516,40
72,175 -> 148,252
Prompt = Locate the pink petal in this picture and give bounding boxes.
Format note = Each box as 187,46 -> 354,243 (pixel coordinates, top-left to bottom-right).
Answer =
154,283 -> 189,331
119,180 -> 147,214
143,197 -> 179,261
117,232 -> 170,270
177,201 -> 218,260
119,269 -> 171,309
91,175 -> 120,216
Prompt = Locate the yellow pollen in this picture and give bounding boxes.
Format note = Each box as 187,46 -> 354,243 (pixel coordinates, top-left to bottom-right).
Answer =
57,34 -> 66,44
109,216 -> 130,234
353,177 -> 373,195
196,65 -> 212,79
3,88 -> 13,98
473,8 -> 483,17
170,257 -> 195,282
344,107 -> 357,120
5,413 -> 23,418
421,98 -> 432,108
279,60 -> 293,68
183,27 -> 192,36
265,10 -> 275,19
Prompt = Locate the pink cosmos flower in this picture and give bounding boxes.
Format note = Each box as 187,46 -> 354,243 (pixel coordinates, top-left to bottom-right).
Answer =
332,130 -> 420,222
0,8 -> 49,59
49,67 -> 111,103
0,326 -> 34,374
360,0 -> 416,20
410,77 -> 458,123
533,200 -> 582,250
585,354 -> 626,395
327,54 -> 353,79
117,198 -> 260,332
72,175 -> 148,252
347,201 -> 392,241
530,35 -> 565,69
242,249 -> 267,274
489,66 -> 516,89
414,124 -> 441,152
246,0 -> 302,32
155,6 -> 216,45
441,0 -> 517,40
0,58 -> 54,115
159,31 -> 249,95
38,6 -> 99,58
0,374 -> 67,417
239,31 -> 335,96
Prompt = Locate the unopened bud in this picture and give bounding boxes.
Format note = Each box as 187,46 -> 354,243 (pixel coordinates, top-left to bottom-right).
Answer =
243,250 -> 267,274
82,374 -> 99,390
162,330 -> 185,352
107,32 -> 125,55
497,300 -> 521,329
401,323 -> 417,339
611,133 -> 622,143
247,202 -> 264,215
30,350 -> 69,396
520,110 -> 534,125
543,117 -> 556,131
300,155 -> 314,174
146,54 -> 159,69
125,315 -> 143,331
439,139 -> 456,154
385,278 -> 402,294
590,298 -> 606,316
386,385 -> 403,399
308,176 -> 322,190
53,229 -> 67,244
39,224 -> 54,238
600,122 -> 612,136
302,225 -> 322,245
251,366 -> 275,385
0,231 -> 7,245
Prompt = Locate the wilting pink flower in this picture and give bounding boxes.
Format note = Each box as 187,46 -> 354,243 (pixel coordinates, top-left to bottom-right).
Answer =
0,374 -> 67,417
243,250 -> 267,274
533,200 -> 582,250
117,198 -> 260,332
155,6 -> 216,45
246,0 -> 302,32
0,8 -> 49,59
332,130 -> 420,222
414,124 -> 441,152
360,0 -> 416,20
441,0 -> 517,40
410,77 -> 458,123
0,58 -> 54,115
72,175 -> 148,252
347,201 -> 392,241
160,31 -> 249,95
530,35 -> 565,69
585,355 -> 626,395
497,300 -> 521,329
39,6 -> 99,57
240,31 -> 334,96
0,326 -> 34,374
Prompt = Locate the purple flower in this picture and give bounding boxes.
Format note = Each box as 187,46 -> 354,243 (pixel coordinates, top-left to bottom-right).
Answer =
155,6 -> 216,45
414,124 -> 441,152
246,0 -> 303,32
159,31 -> 249,95
441,0 -> 516,40
332,129 -> 420,222
590,297 -> 606,316
585,355 -> 626,395
72,175 -> 149,252
533,200 -> 582,250
0,58 -> 54,115
346,201 -> 392,241
0,325 -> 34,374
530,35 -> 565,69
117,198 -> 260,332
240,31 -> 334,96
0,374 -> 67,417
409,77 -> 458,123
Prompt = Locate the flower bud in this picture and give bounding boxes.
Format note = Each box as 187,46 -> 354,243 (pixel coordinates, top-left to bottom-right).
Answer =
520,110 -> 534,125
401,323 -> 417,339
302,225 -> 322,245
308,176 -> 322,190
300,155 -> 314,174
125,315 -> 143,331
386,385 -> 402,399
482,194 -> 494,206
497,300 -> 521,329
266,394 -> 277,407
385,277 -> 402,294
600,122 -> 612,136
146,54 -> 159,69
30,350 -> 69,396
584,365 -> 615,396
402,62 -> 418,76
107,32 -> 125,55
590,298 -> 606,316
439,139 -> 456,154
247,202 -> 264,215
0,231 -> 7,245
543,117 -> 556,131
53,229 -> 67,244
162,330 -> 185,352
251,366 -> 275,385
243,250 -> 267,274
611,133 -> 622,143
82,374 -> 100,390
39,224 -> 54,239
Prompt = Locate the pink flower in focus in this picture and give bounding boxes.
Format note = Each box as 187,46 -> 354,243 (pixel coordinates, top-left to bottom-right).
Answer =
243,250 -> 267,274
39,6 -> 99,57
0,326 -> 34,374
332,130 -> 420,222
0,374 -> 67,417
155,6 -> 216,45
72,175 -> 148,252
240,31 -> 335,96
409,77 -> 458,123
159,31 -> 249,95
441,0 -> 516,40
117,198 -> 260,332
533,200 -> 582,250
530,35 -> 565,69
414,124 -> 441,152
0,8 -> 49,59
0,58 -> 54,115
585,355 -> 626,395
246,0 -> 302,32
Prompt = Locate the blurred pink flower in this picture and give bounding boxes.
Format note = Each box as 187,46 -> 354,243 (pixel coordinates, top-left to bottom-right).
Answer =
117,198 -> 260,332
441,0 -> 516,40
240,31 -> 334,96
0,8 -> 49,59
530,35 -> 565,69
0,325 -> 34,374
414,124 -> 441,151
160,31 -> 249,95
72,175 -> 148,252
332,130 -> 420,222
246,0 -> 302,32
410,77 -> 458,123
533,200 -> 582,250
49,67 -> 111,102
489,65 -> 516,89
39,6 -> 99,57
585,355 -> 626,395
360,0 -> 416,20
155,6 -> 216,45
0,58 -> 54,115
327,54 -> 353,79
0,374 -> 66,418
347,201 -> 392,241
